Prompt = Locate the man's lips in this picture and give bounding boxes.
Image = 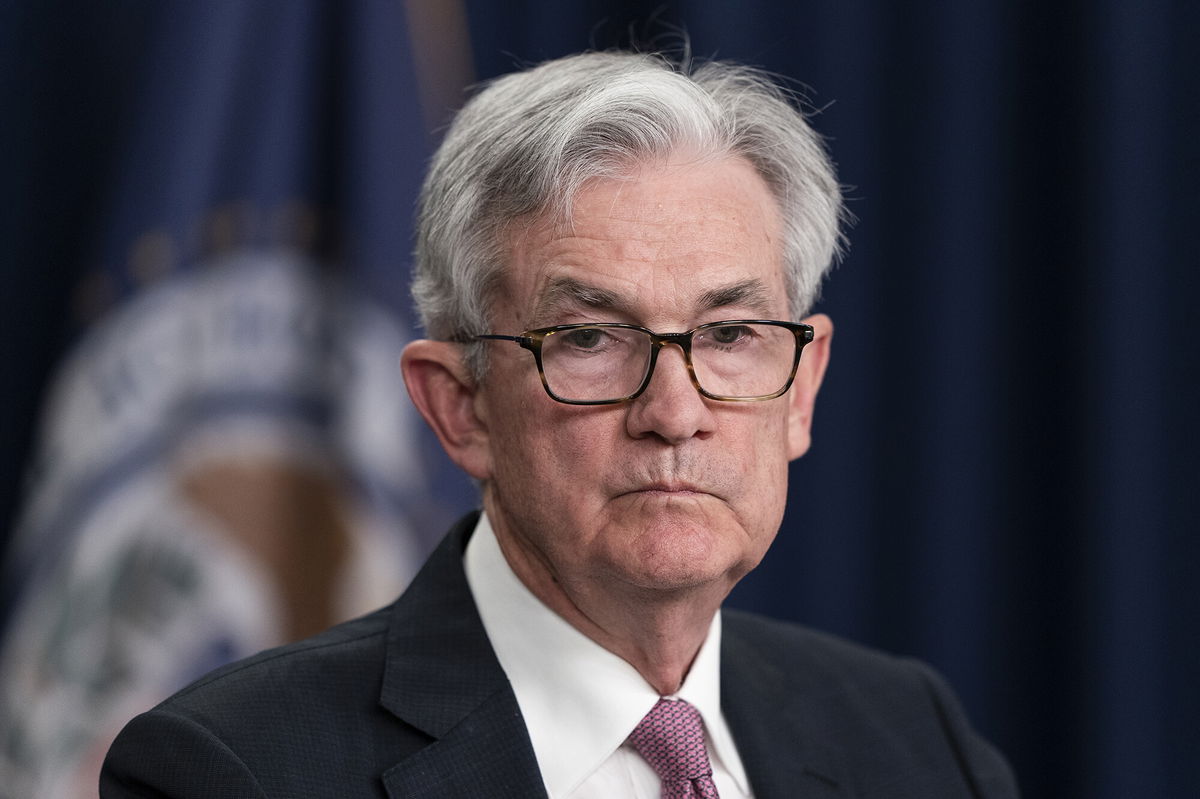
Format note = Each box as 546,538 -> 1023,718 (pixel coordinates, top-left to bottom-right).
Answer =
618,482 -> 712,497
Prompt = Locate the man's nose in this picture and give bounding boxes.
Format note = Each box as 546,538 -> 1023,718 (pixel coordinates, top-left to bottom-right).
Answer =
624,343 -> 716,444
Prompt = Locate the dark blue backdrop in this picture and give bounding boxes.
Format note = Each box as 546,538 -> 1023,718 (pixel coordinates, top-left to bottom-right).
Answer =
2,2 -> 1195,798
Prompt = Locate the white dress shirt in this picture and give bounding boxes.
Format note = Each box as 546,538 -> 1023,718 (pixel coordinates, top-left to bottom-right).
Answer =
464,513 -> 754,798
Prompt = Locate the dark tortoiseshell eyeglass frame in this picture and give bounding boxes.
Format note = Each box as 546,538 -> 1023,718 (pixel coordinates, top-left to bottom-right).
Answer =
471,319 -> 814,405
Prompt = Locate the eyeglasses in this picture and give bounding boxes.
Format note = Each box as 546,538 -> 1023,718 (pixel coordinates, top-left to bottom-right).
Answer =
473,320 -> 814,405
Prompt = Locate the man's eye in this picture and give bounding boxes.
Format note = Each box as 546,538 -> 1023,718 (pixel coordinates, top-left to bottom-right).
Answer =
562,328 -> 607,349
709,325 -> 752,345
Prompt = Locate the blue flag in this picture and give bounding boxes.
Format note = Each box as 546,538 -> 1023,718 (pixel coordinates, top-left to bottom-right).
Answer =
0,3 -> 474,795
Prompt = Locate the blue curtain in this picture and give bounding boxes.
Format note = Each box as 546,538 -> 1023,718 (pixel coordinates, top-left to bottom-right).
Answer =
462,2 -> 1197,798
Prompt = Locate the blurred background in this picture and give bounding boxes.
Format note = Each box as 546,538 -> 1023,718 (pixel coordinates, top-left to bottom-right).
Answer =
1,1 -> 1195,797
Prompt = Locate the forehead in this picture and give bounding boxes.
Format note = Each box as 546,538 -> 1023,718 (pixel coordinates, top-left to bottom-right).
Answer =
499,155 -> 788,327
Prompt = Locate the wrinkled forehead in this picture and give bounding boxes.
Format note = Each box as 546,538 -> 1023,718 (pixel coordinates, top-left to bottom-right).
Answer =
493,156 -> 789,329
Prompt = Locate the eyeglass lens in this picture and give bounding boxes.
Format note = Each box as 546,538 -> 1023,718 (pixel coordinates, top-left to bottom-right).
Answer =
538,323 -> 797,402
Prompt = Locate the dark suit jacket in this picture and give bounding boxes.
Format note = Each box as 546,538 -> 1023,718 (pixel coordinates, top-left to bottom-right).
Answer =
101,512 -> 1018,798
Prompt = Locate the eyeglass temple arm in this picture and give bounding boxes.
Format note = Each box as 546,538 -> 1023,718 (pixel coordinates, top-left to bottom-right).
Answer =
472,333 -> 536,351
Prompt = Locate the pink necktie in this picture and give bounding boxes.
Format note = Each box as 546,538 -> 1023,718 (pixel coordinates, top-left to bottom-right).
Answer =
627,698 -> 721,799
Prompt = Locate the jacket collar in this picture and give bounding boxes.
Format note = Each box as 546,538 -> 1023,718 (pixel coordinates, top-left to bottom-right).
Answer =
378,512 -> 549,799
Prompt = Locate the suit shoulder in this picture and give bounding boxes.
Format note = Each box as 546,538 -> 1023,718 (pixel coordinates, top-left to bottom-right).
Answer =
722,609 -> 1020,797
722,608 -> 966,724
162,602 -> 394,714
103,602 -> 437,797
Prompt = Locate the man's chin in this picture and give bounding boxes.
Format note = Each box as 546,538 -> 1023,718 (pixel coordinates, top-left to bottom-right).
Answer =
605,520 -> 749,593
615,556 -> 746,598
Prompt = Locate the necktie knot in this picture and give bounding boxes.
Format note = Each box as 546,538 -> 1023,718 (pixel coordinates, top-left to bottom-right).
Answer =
628,699 -> 719,798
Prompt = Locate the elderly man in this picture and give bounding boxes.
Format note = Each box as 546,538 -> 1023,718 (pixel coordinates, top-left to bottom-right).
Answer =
102,51 -> 1018,798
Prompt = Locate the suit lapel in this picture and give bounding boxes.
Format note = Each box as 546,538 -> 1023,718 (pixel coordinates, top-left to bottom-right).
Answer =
722,611 -> 849,799
380,689 -> 546,799
378,514 -> 549,799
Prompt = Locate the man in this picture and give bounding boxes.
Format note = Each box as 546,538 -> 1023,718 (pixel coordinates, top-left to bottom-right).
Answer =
101,51 -> 1018,797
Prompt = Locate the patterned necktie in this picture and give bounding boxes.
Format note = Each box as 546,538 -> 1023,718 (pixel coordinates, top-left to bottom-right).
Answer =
627,698 -> 721,799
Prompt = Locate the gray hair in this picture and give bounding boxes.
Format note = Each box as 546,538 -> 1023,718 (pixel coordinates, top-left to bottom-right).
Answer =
412,50 -> 846,377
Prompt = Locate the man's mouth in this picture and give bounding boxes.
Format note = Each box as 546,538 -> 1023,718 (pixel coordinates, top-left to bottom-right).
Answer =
624,482 -> 709,497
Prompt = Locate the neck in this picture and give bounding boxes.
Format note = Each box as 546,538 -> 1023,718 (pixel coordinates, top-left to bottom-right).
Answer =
573,590 -> 722,695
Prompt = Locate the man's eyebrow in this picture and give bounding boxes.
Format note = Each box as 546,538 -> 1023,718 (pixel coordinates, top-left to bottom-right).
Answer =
533,277 -> 631,320
696,279 -> 774,315
532,276 -> 776,323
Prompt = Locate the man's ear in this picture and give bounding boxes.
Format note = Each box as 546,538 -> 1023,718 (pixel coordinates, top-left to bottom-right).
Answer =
786,313 -> 833,460
400,340 -> 492,480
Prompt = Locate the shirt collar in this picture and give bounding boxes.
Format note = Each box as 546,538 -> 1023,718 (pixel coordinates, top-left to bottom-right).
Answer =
463,512 -> 750,797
